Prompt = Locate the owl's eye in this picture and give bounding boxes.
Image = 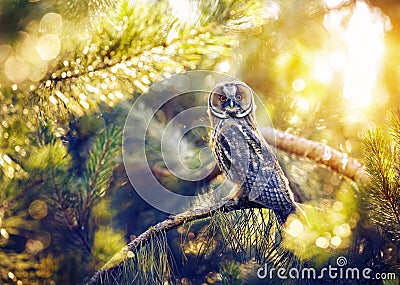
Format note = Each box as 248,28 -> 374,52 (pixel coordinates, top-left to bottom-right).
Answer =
219,95 -> 227,102
235,94 -> 243,101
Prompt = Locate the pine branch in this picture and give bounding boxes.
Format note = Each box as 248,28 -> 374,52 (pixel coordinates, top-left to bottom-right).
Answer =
86,198 -> 263,285
78,125 -> 122,250
51,168 -> 92,253
30,0 -> 267,124
362,116 -> 400,241
44,125 -> 122,255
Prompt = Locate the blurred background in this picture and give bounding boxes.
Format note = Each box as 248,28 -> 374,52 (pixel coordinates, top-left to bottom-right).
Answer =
0,0 -> 399,284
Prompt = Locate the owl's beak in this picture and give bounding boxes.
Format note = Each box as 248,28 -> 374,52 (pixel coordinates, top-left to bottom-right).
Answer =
225,98 -> 240,115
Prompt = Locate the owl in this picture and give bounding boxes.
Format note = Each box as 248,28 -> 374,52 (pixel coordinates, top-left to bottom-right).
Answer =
208,81 -> 300,225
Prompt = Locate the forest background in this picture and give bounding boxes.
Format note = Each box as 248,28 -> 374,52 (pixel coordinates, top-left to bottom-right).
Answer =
0,0 -> 399,284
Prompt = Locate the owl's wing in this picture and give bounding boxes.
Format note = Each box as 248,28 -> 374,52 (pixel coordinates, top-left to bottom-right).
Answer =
213,120 -> 296,221
212,122 -> 250,184
239,124 -> 296,215
213,128 -> 231,177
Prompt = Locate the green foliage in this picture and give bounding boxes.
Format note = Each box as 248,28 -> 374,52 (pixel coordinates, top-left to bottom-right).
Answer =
220,260 -> 243,285
202,208 -> 284,262
28,0 -> 268,126
1,0 -> 400,284
99,231 -> 174,285
92,226 -> 126,265
91,207 -> 295,285
26,140 -> 70,171
1,0 -> 271,282
195,208 -> 301,284
362,112 -> 400,241
53,125 -> 122,252
83,125 -> 122,200
0,123 -> 122,284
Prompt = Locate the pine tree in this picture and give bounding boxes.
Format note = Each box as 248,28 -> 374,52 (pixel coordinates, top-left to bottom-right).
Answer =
0,0 -> 399,284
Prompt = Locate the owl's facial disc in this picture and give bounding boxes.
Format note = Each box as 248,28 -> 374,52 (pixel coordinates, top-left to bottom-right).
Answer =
209,82 -> 253,119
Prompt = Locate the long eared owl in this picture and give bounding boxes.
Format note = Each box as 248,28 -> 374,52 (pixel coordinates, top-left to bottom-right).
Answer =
208,81 -> 299,225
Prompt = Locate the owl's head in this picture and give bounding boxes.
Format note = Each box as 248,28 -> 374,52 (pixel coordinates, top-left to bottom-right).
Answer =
208,81 -> 254,120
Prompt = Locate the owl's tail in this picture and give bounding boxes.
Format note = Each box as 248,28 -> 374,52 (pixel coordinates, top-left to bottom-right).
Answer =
273,209 -> 293,225
273,202 -> 308,225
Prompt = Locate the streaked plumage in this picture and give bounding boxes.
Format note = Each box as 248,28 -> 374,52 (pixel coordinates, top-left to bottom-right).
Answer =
208,81 -> 299,224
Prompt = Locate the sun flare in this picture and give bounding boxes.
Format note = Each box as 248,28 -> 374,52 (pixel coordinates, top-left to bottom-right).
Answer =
342,1 -> 387,108
321,0 -> 389,109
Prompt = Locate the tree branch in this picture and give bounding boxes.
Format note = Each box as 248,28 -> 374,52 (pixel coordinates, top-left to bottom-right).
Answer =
152,126 -> 370,185
259,127 -> 369,185
86,127 -> 370,284
86,198 -> 261,285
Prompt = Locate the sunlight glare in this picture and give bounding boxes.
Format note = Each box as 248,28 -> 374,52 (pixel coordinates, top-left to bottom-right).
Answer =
1,228 -> 9,239
315,236 -> 329,248
319,1 -> 388,109
312,52 -> 346,83
292,78 -> 306,92
330,235 -> 342,247
168,0 -> 200,26
217,61 -> 231,72
324,0 -> 350,9
287,219 -> 304,237
312,59 -> 333,83
342,1 -> 386,108
8,272 -> 15,280
296,98 -> 310,112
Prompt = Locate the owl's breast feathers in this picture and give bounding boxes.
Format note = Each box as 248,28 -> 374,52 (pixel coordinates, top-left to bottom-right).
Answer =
212,117 -> 296,224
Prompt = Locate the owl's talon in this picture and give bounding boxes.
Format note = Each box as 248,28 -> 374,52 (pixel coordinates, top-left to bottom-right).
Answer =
220,197 -> 230,204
